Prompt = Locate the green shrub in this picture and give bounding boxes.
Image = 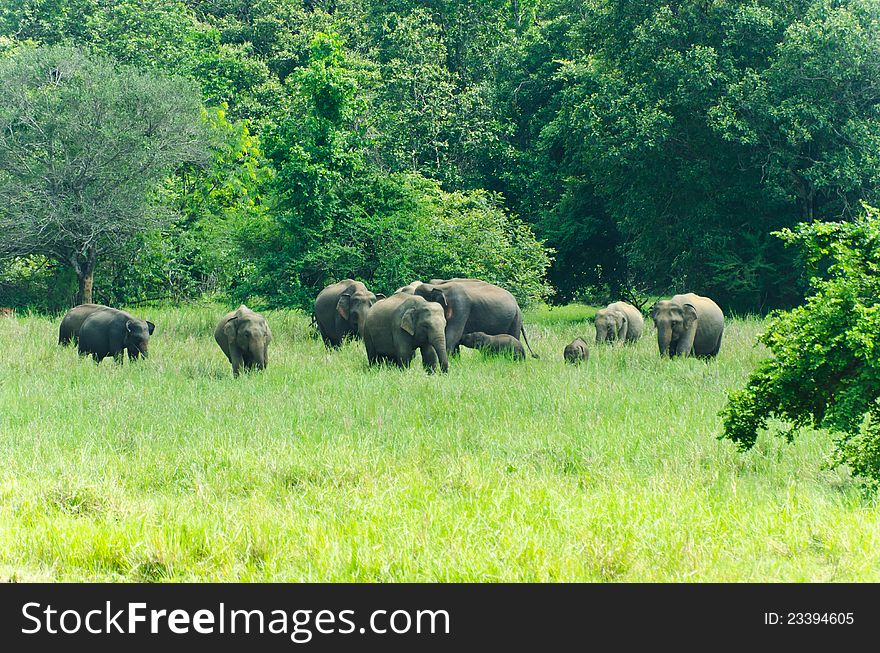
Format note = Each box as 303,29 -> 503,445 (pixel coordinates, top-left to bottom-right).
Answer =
720,204 -> 880,490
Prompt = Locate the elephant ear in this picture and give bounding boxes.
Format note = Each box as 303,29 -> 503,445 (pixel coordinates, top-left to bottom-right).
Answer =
223,316 -> 239,341
373,293 -> 386,302
682,303 -> 698,325
400,308 -> 416,336
650,303 -> 660,320
146,321 -> 156,335
336,293 -> 352,320
436,290 -> 453,321
264,319 -> 273,342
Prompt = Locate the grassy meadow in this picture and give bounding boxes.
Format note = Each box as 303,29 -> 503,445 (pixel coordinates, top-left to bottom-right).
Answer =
0,303 -> 878,582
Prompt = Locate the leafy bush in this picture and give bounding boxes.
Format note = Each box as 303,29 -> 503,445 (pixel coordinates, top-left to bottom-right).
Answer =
0,257 -> 75,313
720,204 -> 880,490
237,170 -> 553,308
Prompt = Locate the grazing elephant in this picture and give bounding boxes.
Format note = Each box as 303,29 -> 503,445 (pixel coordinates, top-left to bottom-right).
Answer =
564,337 -> 590,364
651,293 -> 724,358
215,305 -> 272,377
314,279 -> 384,347
595,301 -> 644,344
460,331 -> 526,360
363,293 -> 448,372
78,307 -> 155,363
414,279 -> 538,358
59,303 -> 110,345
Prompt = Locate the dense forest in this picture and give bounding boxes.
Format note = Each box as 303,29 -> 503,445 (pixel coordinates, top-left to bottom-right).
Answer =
1,0 -> 878,313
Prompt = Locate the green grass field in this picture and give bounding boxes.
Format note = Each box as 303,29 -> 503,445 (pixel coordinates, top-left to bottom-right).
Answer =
1,303 -> 877,581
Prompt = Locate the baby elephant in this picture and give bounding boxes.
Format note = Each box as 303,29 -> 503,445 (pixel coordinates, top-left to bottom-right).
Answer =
564,337 -> 589,364
460,331 -> 526,360
215,305 -> 272,377
78,307 -> 155,363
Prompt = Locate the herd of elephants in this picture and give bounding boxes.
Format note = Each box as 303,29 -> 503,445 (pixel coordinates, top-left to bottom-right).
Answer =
55,278 -> 726,376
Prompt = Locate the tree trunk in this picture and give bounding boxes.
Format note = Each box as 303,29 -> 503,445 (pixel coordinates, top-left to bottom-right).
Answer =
73,246 -> 97,305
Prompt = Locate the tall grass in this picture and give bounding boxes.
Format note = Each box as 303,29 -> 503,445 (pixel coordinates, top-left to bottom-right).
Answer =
0,304 -> 876,581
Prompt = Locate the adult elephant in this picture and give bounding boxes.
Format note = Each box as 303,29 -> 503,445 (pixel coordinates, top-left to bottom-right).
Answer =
59,303 -> 110,345
414,279 -> 537,357
215,305 -> 272,377
595,301 -> 644,344
651,293 -> 724,358
78,307 -> 155,363
363,294 -> 448,373
314,279 -> 384,347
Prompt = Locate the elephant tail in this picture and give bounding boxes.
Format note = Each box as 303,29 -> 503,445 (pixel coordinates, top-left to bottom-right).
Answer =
520,325 -> 539,359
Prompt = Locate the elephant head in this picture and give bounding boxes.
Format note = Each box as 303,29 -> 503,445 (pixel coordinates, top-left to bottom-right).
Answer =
124,319 -> 155,359
651,300 -> 698,357
595,308 -> 628,343
413,285 -> 454,321
401,301 -> 448,373
224,307 -> 272,370
338,289 -> 384,338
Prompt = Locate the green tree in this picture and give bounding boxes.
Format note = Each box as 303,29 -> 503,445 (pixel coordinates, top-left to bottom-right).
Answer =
721,204 -> 880,490
0,45 -> 210,303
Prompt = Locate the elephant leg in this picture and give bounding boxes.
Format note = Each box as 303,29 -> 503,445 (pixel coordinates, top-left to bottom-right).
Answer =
420,345 -> 438,372
444,318 -> 468,357
709,332 -> 723,357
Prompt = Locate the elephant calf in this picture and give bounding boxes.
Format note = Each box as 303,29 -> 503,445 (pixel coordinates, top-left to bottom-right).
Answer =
215,305 -> 272,377
460,331 -> 526,360
78,307 -> 155,363
564,337 -> 589,364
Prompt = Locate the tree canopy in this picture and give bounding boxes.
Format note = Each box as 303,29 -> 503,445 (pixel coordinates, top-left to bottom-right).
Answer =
1,1 -> 879,312
0,45 -> 209,303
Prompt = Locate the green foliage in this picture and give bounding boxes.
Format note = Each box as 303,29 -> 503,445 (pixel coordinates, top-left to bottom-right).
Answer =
491,0 -> 880,309
721,204 -> 880,490
0,44 -> 210,302
242,33 -> 551,308
97,106 -> 274,305
0,256 -> 75,312
2,1 -> 879,312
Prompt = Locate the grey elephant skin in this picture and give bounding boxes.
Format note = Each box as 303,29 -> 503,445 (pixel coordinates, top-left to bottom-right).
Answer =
59,303 -> 110,345
651,293 -> 724,358
460,331 -> 526,360
395,281 -> 423,294
314,279 -> 384,347
564,337 -> 589,363
363,293 -> 449,372
595,301 -> 644,344
414,279 -> 537,357
77,307 -> 155,363
215,305 -> 272,377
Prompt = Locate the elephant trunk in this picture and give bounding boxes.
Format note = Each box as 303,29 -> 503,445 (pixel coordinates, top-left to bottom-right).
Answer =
250,340 -> 267,369
355,312 -> 368,338
432,333 -> 449,373
657,323 -> 672,356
